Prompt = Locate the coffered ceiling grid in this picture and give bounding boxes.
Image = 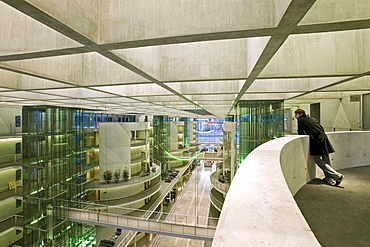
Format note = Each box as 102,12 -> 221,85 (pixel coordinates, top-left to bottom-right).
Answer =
0,0 -> 369,118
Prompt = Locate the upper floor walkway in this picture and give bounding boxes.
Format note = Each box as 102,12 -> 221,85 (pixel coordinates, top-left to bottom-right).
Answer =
54,201 -> 216,242
212,131 -> 370,247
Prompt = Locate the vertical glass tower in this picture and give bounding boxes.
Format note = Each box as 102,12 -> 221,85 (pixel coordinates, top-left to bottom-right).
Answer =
22,106 -> 97,247
236,100 -> 284,163
180,118 -> 191,148
152,116 -> 171,179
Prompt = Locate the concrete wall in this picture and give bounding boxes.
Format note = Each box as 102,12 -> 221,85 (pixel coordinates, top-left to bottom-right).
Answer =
0,228 -> 22,247
0,198 -> 23,222
327,132 -> 370,170
131,162 -> 141,176
0,169 -> 17,192
0,138 -> 22,163
212,131 -> 370,247
0,106 -> 22,134
288,97 -> 362,134
168,160 -> 184,168
100,183 -> 144,201
280,136 -> 316,195
99,122 -> 150,182
170,122 -> 178,151
321,97 -> 362,131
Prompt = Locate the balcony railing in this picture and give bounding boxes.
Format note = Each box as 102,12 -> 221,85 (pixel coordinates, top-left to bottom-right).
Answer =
54,201 -> 217,242
96,180 -> 161,206
210,189 -> 223,212
210,172 -> 230,194
130,139 -> 147,147
0,154 -> 22,168
84,164 -> 161,189
0,215 -> 23,233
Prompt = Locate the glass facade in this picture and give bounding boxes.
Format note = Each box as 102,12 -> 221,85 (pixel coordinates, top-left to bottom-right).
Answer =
236,100 -> 284,163
22,106 -> 136,247
196,119 -> 225,149
179,118 -> 191,147
152,116 -> 171,179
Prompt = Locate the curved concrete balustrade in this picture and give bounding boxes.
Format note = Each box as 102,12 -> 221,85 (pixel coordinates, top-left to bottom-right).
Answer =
210,171 -> 230,194
86,164 -> 161,189
98,179 -> 161,206
210,188 -> 224,212
212,131 -> 370,247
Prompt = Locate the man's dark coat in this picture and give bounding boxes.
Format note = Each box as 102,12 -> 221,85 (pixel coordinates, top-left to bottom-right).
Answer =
297,114 -> 335,155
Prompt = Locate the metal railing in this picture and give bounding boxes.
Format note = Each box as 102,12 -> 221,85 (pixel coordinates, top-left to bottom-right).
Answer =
115,156 -> 197,246
0,154 -> 22,167
54,201 -> 217,241
0,215 -> 23,233
0,183 -> 23,198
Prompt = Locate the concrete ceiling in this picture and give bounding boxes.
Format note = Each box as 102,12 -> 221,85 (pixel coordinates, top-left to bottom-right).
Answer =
0,0 -> 369,118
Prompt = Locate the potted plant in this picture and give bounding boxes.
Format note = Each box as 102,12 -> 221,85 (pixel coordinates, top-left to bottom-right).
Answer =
122,167 -> 129,182
114,169 -> 121,183
103,170 -> 112,184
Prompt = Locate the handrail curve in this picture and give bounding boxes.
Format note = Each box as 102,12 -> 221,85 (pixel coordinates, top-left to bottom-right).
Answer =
212,131 -> 370,247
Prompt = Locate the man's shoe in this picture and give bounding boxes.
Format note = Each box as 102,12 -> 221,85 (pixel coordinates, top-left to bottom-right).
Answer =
335,175 -> 344,186
327,178 -> 336,186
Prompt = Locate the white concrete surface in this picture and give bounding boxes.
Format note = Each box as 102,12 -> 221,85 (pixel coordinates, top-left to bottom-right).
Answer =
99,122 -> 150,181
1,1 -> 369,118
212,131 -> 370,247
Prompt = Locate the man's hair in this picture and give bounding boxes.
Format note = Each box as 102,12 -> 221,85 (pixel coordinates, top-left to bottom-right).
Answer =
294,109 -> 306,115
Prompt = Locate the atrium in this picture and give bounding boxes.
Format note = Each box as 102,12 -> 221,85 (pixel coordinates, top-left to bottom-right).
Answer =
0,0 -> 369,247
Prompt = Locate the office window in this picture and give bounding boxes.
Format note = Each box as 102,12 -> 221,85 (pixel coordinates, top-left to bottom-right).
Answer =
16,169 -> 21,181
16,199 -> 22,208
15,115 -> 21,127
16,142 -> 21,154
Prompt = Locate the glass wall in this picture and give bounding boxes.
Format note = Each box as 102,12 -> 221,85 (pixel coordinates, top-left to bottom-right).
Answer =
22,106 -> 96,246
236,100 -> 284,163
22,106 -> 135,247
196,119 -> 225,151
152,116 -> 171,179
179,118 -> 191,147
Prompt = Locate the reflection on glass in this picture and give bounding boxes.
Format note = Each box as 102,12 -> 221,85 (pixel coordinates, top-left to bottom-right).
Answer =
236,100 -> 284,162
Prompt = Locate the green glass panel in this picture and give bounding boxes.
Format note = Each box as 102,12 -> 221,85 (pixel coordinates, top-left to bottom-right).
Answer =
22,106 -> 97,247
152,116 -> 171,179
236,100 -> 284,163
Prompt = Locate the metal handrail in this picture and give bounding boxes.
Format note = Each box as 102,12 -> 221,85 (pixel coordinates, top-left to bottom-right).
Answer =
116,155 -> 197,246
54,200 -> 218,230
0,154 -> 22,164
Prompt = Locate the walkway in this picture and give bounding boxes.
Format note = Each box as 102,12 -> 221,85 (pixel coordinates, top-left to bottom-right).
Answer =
59,160 -> 216,246
294,165 -> 370,247
60,206 -> 215,241
93,158 -> 199,246
148,163 -> 215,247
